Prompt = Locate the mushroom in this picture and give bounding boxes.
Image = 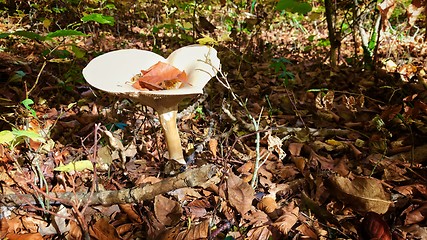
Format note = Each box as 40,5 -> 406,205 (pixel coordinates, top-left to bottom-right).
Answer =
83,45 -> 220,165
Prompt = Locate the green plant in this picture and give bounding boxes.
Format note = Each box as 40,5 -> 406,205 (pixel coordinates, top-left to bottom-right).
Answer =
0,128 -> 44,149
21,98 -> 37,118
276,0 -> 312,15
270,58 -> 295,86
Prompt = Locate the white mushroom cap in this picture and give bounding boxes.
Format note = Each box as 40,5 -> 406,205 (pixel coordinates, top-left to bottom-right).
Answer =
83,44 -> 220,110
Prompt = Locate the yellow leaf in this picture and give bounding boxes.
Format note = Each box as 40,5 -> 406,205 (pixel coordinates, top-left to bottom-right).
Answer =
54,160 -> 94,172
43,19 -> 51,29
196,35 -> 218,46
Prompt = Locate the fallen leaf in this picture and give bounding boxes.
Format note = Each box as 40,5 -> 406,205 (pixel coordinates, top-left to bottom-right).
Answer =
257,196 -> 278,215
243,210 -> 271,228
360,212 -> 392,240
176,219 -> 209,240
272,201 -> 299,235
401,224 -> 427,239
5,233 -> 43,240
0,218 -> 8,239
154,195 -> 183,226
53,160 -> 94,172
208,138 -> 218,158
132,61 -> 188,90
327,175 -> 391,214
89,217 -> 121,240
246,225 -> 272,240
377,0 -> 395,30
404,202 -> 427,225
267,134 -> 286,160
227,171 -> 255,216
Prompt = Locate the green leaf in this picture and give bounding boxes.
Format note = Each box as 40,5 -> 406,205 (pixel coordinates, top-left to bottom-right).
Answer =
21,98 -> 34,110
196,35 -> 218,45
46,29 -> 87,38
0,33 -> 10,38
54,160 -> 94,172
0,130 -> 15,145
13,31 -> 45,41
12,129 -> 44,142
81,13 -> 115,26
21,98 -> 37,118
71,45 -> 86,58
9,70 -> 26,82
276,0 -> 312,15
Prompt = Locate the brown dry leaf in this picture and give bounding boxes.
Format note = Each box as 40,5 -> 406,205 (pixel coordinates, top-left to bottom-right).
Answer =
243,210 -> 271,228
288,142 -> 304,156
132,61 -> 188,90
89,217 -> 121,240
68,220 -> 82,239
119,204 -> 142,223
227,171 -> 255,216
237,161 -> 254,174
377,0 -> 396,29
360,212 -> 392,240
158,222 -> 183,240
246,226 -> 272,240
185,206 -> 207,219
301,192 -> 339,226
220,201 -> 236,221
401,224 -> 427,239
272,201 -> 299,235
209,138 -> 218,158
169,187 -> 202,202
327,175 -> 391,214
116,223 -> 134,236
257,196 -> 278,215
267,134 -> 286,160
315,90 -> 334,111
407,0 -> 427,26
176,219 -> 209,240
5,233 -> 43,240
0,218 -> 8,239
394,184 -> 427,198
404,203 -> 427,225
154,195 -> 183,226
296,223 -> 317,239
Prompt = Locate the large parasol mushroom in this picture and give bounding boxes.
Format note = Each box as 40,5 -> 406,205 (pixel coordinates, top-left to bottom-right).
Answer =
83,45 -> 220,165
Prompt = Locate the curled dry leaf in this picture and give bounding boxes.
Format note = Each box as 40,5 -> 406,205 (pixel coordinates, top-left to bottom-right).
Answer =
404,202 -> 427,225
89,217 -> 121,240
272,201 -> 299,235
5,233 -> 43,240
176,219 -> 209,240
154,195 -> 183,226
360,212 -> 392,240
227,171 -> 255,216
257,196 -> 278,214
132,61 -> 188,91
246,226 -> 272,240
327,175 -> 391,214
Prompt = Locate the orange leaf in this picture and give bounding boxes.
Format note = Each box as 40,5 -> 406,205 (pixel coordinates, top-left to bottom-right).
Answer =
227,171 -> 255,216
360,212 -> 392,240
132,61 -> 188,90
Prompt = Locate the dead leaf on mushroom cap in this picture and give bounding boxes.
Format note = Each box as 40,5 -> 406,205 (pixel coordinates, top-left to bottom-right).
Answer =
132,61 -> 189,91
326,175 -> 391,214
83,45 -> 220,96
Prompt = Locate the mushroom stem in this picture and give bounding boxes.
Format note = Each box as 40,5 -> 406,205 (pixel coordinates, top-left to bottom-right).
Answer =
157,106 -> 186,165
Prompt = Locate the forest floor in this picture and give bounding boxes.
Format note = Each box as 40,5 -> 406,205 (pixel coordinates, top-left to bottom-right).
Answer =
1,1 -> 427,239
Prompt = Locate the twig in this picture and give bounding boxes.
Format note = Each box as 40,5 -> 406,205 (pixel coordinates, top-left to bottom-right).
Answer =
27,61 -> 47,98
1,164 -> 218,207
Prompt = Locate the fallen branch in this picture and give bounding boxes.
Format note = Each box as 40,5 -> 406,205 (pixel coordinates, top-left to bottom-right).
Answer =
1,164 -> 218,207
273,126 -> 351,138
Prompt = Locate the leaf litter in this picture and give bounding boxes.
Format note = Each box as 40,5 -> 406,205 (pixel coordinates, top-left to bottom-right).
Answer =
0,1 -> 427,239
